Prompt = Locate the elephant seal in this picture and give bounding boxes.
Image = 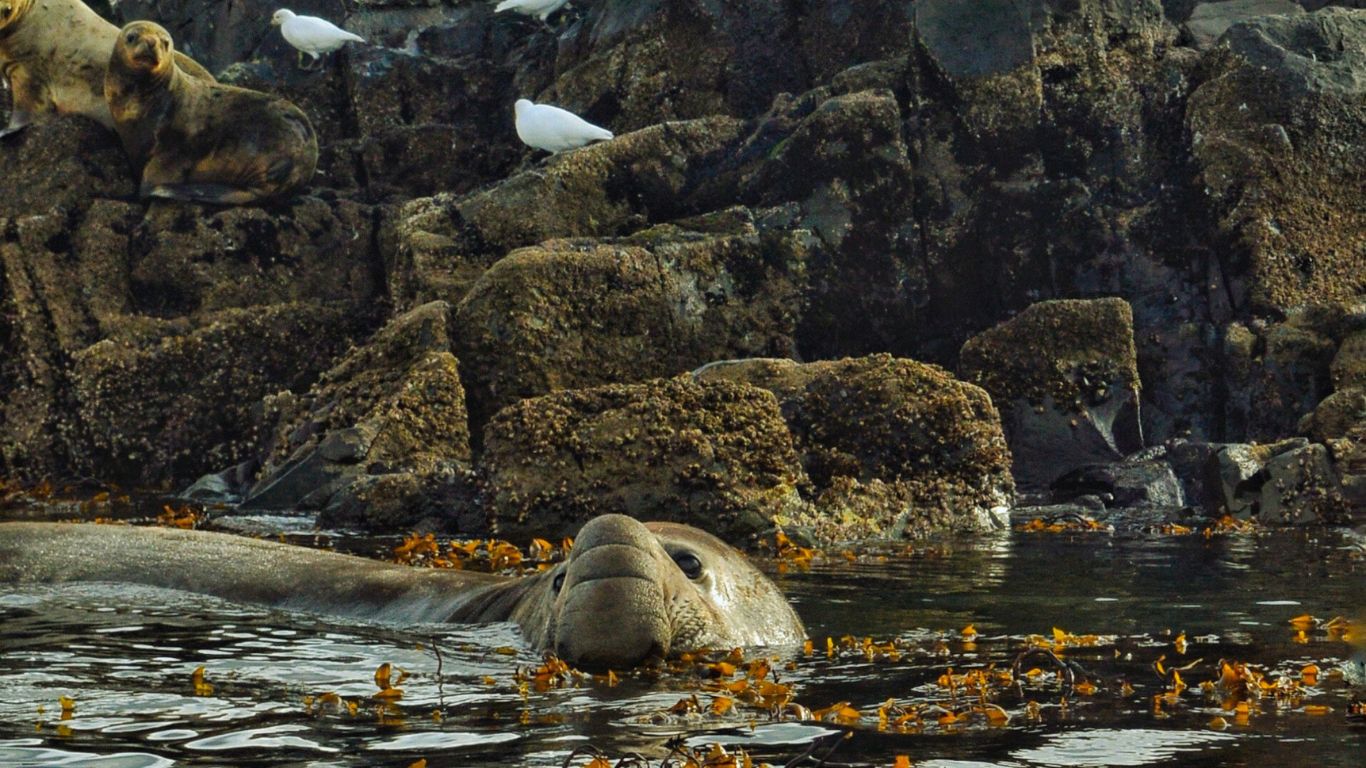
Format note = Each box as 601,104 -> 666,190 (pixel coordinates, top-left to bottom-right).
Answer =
0,514 -> 805,670
105,21 -> 318,204
0,0 -> 213,137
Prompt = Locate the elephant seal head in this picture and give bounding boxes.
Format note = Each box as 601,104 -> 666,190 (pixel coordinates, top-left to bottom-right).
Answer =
508,514 -> 804,670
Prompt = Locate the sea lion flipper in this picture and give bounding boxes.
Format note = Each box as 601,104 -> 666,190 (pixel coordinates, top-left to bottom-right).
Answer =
146,182 -> 259,206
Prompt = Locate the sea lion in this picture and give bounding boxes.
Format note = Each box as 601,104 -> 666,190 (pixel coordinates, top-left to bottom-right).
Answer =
105,21 -> 318,205
0,0 -> 213,137
0,514 -> 805,670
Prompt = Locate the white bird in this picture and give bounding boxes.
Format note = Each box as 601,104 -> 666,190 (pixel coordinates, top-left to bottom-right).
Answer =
494,0 -> 570,23
514,99 -> 614,154
272,9 -> 365,71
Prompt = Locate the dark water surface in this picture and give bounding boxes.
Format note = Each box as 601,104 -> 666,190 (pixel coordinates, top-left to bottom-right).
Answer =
1,522 -> 1363,767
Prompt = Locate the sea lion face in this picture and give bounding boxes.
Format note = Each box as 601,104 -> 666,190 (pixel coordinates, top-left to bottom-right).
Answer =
114,21 -> 175,78
0,0 -> 32,32
513,515 -> 805,670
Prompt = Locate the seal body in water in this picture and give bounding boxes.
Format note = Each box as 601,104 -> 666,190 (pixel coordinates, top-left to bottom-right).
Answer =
0,0 -> 213,137
105,21 -> 318,204
0,514 -> 805,670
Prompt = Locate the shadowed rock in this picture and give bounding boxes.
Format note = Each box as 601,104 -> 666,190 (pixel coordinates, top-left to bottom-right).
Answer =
960,298 -> 1144,490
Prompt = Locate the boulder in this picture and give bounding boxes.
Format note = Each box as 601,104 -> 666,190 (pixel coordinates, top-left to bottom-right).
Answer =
1333,330 -> 1366,388
1299,387 -> 1366,442
1187,8 -> 1366,313
1051,459 -> 1187,508
695,355 -> 1014,540
1183,1 -> 1306,49
72,303 -> 360,488
453,219 -> 810,432
1206,439 -> 1351,522
481,376 -> 809,543
243,301 -> 472,525
129,198 -> 383,316
0,118 -> 131,217
959,298 -> 1144,489
1259,443 -> 1349,524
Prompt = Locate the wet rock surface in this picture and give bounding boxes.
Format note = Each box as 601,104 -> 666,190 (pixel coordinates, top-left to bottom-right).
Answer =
2,0 -> 1363,539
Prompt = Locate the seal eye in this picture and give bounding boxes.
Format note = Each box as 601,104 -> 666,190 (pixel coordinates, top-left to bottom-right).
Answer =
125,32 -> 138,45
672,551 -> 703,580
552,572 -> 565,594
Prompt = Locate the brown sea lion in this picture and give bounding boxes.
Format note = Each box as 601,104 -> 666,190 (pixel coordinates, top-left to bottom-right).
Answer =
105,21 -> 318,205
0,0 -> 213,137
0,514 -> 805,670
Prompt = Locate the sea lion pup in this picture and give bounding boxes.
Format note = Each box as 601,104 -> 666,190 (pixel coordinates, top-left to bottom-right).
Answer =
105,21 -> 318,205
0,514 -> 806,670
0,0 -> 213,137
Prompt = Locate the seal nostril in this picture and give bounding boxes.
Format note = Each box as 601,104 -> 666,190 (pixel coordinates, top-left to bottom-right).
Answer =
552,572 -> 565,594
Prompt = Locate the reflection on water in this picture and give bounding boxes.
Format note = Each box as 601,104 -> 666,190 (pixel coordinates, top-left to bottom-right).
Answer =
1,526 -> 1362,767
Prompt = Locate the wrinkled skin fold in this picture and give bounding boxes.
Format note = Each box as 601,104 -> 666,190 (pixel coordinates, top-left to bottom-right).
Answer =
0,514 -> 805,669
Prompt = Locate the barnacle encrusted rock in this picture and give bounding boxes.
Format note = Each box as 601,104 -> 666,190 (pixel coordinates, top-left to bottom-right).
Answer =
72,303 -> 358,487
244,301 -> 472,521
454,221 -> 810,432
1187,8 -> 1366,312
694,354 -> 1015,540
481,376 -> 810,544
959,298 -> 1142,489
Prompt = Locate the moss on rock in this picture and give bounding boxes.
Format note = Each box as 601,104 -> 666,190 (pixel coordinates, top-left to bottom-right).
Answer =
481,376 -> 809,544
695,354 -> 1014,540
454,221 -> 809,433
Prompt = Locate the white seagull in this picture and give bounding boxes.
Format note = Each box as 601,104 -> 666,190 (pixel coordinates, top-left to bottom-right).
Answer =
514,99 -> 614,154
272,9 -> 365,71
494,0 -> 571,23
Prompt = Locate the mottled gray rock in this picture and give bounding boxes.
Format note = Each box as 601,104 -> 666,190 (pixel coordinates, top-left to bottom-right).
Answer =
1184,1 -> 1305,49
1052,459 -> 1186,508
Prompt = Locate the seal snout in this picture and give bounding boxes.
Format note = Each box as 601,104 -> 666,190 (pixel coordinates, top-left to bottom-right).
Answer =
552,515 -> 673,671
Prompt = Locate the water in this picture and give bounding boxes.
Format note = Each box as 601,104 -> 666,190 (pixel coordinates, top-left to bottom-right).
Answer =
1,523 -> 1362,767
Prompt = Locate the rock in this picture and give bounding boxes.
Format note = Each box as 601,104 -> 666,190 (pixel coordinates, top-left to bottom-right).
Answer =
72,303 -> 361,488
244,301 -> 473,522
318,463 -> 481,533
960,298 -> 1144,489
1187,8 -> 1366,313
1051,459 -> 1186,508
1236,320 -> 1338,440
550,0 -> 915,132
1259,443 -> 1349,524
481,376 -> 809,543
129,198 -> 383,316
1299,387 -> 1366,442
1184,1 -> 1306,49
455,116 -> 748,253
453,219 -> 810,432
694,354 -> 1014,540
114,0 -> 350,74
0,118 -> 132,217
1205,438 -> 1350,523
1334,330 -> 1366,388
